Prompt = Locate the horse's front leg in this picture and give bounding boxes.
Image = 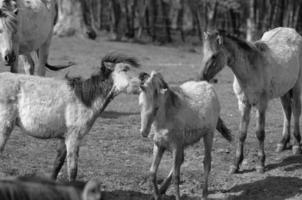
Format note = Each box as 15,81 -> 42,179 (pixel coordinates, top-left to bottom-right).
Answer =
51,139 -> 67,180
10,57 -> 19,73
65,132 -> 81,181
230,101 -> 251,174
20,54 -> 35,75
150,144 -> 164,200
255,105 -> 267,173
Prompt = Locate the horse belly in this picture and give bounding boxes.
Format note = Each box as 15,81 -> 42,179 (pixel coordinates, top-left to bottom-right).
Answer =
17,105 -> 66,139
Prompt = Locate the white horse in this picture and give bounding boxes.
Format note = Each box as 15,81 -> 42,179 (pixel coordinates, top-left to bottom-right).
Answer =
0,53 -> 141,181
0,0 -> 72,75
199,27 -> 302,174
138,71 -> 232,200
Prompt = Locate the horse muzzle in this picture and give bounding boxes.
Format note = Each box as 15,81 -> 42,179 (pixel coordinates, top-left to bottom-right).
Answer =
3,52 -> 16,66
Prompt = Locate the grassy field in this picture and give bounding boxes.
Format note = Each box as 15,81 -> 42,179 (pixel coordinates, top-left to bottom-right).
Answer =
0,36 -> 302,200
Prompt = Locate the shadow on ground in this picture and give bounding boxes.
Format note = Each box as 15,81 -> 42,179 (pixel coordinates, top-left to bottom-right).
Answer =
102,190 -> 202,200
266,155 -> 302,172
101,111 -> 139,119
226,176 -> 302,200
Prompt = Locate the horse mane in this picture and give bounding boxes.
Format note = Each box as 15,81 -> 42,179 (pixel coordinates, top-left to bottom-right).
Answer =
0,4 -> 18,33
218,30 -> 259,52
66,53 -> 139,107
0,176 -> 84,200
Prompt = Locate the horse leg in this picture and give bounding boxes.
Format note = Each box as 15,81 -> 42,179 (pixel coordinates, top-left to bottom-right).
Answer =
159,168 -> 173,195
36,37 -> 51,76
0,106 -> 16,153
10,58 -> 19,73
229,102 -> 251,174
51,139 -> 67,180
0,121 -> 14,154
20,54 -> 35,75
291,85 -> 301,155
172,147 -> 184,200
202,131 -> 213,199
255,105 -> 266,173
159,149 -> 185,195
150,144 -> 165,200
276,92 -> 292,152
65,133 -> 80,182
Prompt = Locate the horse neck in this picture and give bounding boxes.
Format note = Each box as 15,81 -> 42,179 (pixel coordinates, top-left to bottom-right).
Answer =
224,37 -> 258,85
153,89 -> 178,129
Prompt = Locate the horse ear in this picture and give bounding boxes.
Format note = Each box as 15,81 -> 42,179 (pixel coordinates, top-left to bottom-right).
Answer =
217,35 -> 223,45
204,32 -> 209,40
160,88 -> 168,95
103,62 -> 115,70
13,8 -> 18,15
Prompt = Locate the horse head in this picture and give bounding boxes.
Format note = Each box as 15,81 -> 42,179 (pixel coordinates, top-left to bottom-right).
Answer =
0,0 -> 18,66
139,71 -> 169,137
199,31 -> 228,81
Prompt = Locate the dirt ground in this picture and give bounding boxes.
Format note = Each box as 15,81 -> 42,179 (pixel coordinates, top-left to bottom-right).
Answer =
0,36 -> 302,200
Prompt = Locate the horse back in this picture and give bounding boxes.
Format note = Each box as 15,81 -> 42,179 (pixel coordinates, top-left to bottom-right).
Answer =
0,176 -> 82,200
176,81 -> 220,128
259,27 -> 302,97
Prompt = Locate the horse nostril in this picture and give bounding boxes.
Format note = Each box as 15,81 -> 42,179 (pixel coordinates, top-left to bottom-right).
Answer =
4,55 -> 9,62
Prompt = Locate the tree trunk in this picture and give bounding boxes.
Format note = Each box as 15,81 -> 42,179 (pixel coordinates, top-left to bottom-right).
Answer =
246,0 -> 256,41
54,0 -> 96,39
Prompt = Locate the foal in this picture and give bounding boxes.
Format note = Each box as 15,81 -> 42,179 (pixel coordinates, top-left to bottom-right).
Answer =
139,71 -> 232,200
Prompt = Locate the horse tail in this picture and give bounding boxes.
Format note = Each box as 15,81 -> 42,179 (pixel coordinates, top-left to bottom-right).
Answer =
216,117 -> 232,142
45,62 -> 75,71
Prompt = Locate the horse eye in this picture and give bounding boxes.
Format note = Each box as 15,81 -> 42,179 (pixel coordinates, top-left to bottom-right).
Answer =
0,29 -> 3,34
122,66 -> 129,72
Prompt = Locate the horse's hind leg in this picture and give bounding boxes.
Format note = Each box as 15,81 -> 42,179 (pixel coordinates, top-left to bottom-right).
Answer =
291,85 -> 301,155
51,139 -> 67,180
276,92 -> 292,152
202,131 -> 213,198
230,102 -> 251,174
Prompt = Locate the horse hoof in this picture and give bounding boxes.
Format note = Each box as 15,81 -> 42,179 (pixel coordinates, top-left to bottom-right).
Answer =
292,145 -> 301,155
276,143 -> 285,153
229,165 -> 239,174
256,166 -> 265,173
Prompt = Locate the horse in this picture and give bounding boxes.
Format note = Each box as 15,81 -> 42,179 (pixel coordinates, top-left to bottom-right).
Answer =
0,52 -> 141,181
0,176 -> 102,200
138,71 -> 232,200
0,0 -> 72,75
199,27 -> 302,174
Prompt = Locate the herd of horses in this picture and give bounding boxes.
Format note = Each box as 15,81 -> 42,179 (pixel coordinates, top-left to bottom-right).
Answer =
0,0 -> 301,200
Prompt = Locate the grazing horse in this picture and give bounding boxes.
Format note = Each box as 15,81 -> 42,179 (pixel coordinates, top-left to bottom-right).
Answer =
0,0 -> 72,75
0,176 -> 102,200
138,71 -> 232,200
0,53 -> 141,181
199,27 -> 302,173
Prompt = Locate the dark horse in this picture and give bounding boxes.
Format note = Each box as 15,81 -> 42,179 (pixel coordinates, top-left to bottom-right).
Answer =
0,176 -> 102,200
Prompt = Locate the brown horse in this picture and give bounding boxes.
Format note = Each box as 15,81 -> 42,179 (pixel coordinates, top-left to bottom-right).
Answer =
199,27 -> 302,174
0,176 -> 102,200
